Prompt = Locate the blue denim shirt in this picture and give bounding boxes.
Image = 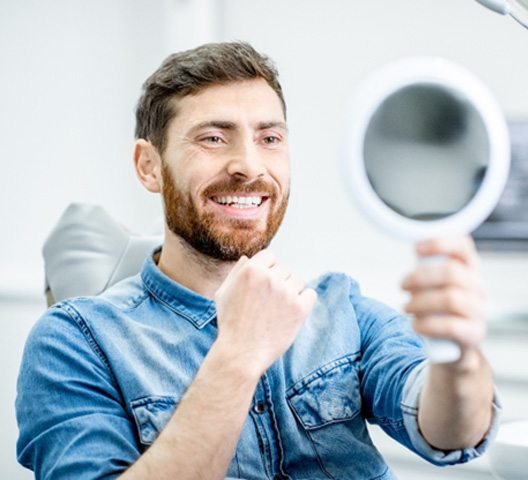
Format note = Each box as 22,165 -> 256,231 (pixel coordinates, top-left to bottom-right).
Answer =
16,253 -> 500,479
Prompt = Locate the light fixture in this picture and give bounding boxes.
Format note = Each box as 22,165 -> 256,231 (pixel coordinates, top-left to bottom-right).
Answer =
476,0 -> 528,29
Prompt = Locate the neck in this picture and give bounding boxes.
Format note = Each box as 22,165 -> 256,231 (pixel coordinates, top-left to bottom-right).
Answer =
157,228 -> 235,299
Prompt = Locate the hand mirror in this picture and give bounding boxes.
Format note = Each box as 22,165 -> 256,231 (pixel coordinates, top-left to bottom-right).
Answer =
342,57 -> 510,363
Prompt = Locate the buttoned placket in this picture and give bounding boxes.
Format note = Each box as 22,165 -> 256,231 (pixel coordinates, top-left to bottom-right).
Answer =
249,373 -> 290,480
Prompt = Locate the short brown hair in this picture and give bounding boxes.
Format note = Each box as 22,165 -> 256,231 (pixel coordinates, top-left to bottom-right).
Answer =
135,41 -> 286,153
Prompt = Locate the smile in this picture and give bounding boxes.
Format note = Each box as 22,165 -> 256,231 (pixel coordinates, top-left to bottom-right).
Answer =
212,195 -> 266,209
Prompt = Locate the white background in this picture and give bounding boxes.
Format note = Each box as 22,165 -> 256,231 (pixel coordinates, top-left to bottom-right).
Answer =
1,1 -> 528,478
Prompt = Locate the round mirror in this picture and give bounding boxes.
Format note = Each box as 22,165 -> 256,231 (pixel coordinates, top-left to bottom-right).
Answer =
343,57 -> 510,242
342,57 -> 511,362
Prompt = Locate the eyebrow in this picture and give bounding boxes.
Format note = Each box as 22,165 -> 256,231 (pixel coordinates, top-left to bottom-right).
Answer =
257,121 -> 288,131
189,120 -> 288,134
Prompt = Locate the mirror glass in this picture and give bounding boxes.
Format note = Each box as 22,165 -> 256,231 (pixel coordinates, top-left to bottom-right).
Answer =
363,84 -> 490,221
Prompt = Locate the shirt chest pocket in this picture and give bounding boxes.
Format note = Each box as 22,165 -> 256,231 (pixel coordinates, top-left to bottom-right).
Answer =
286,355 -> 387,479
287,354 -> 362,429
130,396 -> 179,446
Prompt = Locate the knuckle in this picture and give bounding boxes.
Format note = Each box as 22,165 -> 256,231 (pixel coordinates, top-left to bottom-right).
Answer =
472,299 -> 486,320
444,320 -> 461,339
444,288 -> 460,311
444,262 -> 459,283
244,262 -> 264,282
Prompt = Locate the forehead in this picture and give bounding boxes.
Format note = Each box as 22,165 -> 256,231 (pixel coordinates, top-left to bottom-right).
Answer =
169,79 -> 286,130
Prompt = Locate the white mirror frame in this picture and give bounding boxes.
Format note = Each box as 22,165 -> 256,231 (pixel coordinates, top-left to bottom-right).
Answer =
342,57 -> 511,242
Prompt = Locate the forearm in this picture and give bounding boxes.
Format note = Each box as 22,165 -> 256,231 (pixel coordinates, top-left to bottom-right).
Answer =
418,348 -> 494,450
120,341 -> 259,480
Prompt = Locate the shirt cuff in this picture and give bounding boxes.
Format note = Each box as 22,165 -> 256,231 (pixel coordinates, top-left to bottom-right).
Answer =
400,359 -> 502,466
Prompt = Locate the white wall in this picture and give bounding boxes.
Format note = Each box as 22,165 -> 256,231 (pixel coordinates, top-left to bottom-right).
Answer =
2,1 -> 528,478
1,0 -> 218,477
219,0 -> 528,314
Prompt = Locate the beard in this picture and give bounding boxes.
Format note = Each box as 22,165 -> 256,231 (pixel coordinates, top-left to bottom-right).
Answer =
161,162 -> 289,261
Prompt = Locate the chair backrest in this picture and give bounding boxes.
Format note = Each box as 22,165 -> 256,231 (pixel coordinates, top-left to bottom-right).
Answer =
43,203 -> 162,305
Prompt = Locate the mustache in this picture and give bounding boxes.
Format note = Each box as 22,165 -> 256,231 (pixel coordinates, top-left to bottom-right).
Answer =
202,178 -> 277,198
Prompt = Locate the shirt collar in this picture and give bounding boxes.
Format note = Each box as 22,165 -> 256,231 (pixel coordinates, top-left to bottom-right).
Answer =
140,250 -> 217,329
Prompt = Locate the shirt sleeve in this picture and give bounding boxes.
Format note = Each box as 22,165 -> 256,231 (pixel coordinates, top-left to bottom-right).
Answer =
16,302 -> 141,479
401,360 -> 502,466
350,281 -> 500,466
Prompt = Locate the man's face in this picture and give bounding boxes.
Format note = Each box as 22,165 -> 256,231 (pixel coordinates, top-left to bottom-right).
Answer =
160,79 -> 290,261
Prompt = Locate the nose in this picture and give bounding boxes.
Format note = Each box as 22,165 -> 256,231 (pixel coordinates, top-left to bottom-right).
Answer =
226,141 -> 266,179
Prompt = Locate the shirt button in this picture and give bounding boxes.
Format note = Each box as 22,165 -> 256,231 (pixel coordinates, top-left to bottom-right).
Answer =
252,401 -> 266,414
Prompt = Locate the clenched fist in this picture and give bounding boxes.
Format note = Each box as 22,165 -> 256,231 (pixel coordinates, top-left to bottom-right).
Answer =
214,249 -> 317,378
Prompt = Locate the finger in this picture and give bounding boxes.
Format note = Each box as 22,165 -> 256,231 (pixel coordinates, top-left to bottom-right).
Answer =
229,255 -> 249,276
416,235 -> 479,268
298,287 -> 317,313
249,249 -> 277,268
218,256 -> 249,292
404,287 -> 484,319
412,314 -> 486,347
402,260 -> 484,293
285,274 -> 306,294
270,263 -> 292,281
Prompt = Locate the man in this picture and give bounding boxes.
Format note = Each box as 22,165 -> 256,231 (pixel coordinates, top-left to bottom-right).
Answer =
17,42 -> 499,479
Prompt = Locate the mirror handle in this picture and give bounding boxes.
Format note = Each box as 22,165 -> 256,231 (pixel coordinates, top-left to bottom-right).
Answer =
418,255 -> 462,364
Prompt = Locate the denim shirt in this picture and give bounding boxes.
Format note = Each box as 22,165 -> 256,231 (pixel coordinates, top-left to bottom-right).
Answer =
16,253 -> 500,480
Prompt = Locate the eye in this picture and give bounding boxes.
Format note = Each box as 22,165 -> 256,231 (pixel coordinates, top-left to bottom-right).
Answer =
204,136 -> 223,144
263,135 -> 281,145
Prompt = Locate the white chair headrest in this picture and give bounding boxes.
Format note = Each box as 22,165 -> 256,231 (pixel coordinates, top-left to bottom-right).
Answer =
43,203 -> 162,303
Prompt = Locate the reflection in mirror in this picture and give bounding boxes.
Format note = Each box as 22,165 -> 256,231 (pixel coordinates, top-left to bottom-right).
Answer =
363,84 -> 490,221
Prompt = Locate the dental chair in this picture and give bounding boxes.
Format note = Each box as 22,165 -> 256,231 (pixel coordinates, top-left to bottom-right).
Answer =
43,203 -> 162,306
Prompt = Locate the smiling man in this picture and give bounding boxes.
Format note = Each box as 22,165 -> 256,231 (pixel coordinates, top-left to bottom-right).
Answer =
17,42 -> 500,480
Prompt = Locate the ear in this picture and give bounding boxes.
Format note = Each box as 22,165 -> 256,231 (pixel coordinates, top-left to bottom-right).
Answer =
134,139 -> 162,193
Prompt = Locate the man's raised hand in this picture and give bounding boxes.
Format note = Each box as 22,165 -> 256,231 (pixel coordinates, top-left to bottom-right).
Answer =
214,249 -> 317,378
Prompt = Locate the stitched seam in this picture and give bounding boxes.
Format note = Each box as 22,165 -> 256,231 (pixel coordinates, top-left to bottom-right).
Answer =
400,403 -> 418,414
371,465 -> 390,480
142,276 -> 215,328
57,302 -> 118,385
262,374 -> 289,477
305,430 -> 335,479
372,417 -> 406,429
249,414 -> 272,479
234,449 -> 241,478
130,395 -> 178,408
286,352 -> 360,397
121,289 -> 150,313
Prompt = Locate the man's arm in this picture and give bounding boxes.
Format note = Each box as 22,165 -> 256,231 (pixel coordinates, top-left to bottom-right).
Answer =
402,236 -> 495,450
120,250 -> 316,480
119,342 -> 259,480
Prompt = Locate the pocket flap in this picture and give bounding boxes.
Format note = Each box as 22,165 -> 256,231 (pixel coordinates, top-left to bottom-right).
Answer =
287,355 -> 361,430
131,396 -> 179,445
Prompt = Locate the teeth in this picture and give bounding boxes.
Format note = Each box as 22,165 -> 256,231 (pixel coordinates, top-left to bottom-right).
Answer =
213,195 -> 263,208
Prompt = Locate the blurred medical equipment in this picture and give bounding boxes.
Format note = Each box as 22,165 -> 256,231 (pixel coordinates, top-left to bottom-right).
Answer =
476,0 -> 528,29
342,57 -> 510,363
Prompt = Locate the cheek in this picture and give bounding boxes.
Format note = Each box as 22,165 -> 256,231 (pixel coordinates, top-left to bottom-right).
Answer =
273,164 -> 291,194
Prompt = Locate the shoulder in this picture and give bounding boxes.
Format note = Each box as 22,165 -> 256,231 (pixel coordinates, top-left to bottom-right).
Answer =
23,274 -> 147,361
20,300 -> 111,376
309,271 -> 403,329
308,271 -> 360,297
308,271 -> 385,312
46,273 -> 148,319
